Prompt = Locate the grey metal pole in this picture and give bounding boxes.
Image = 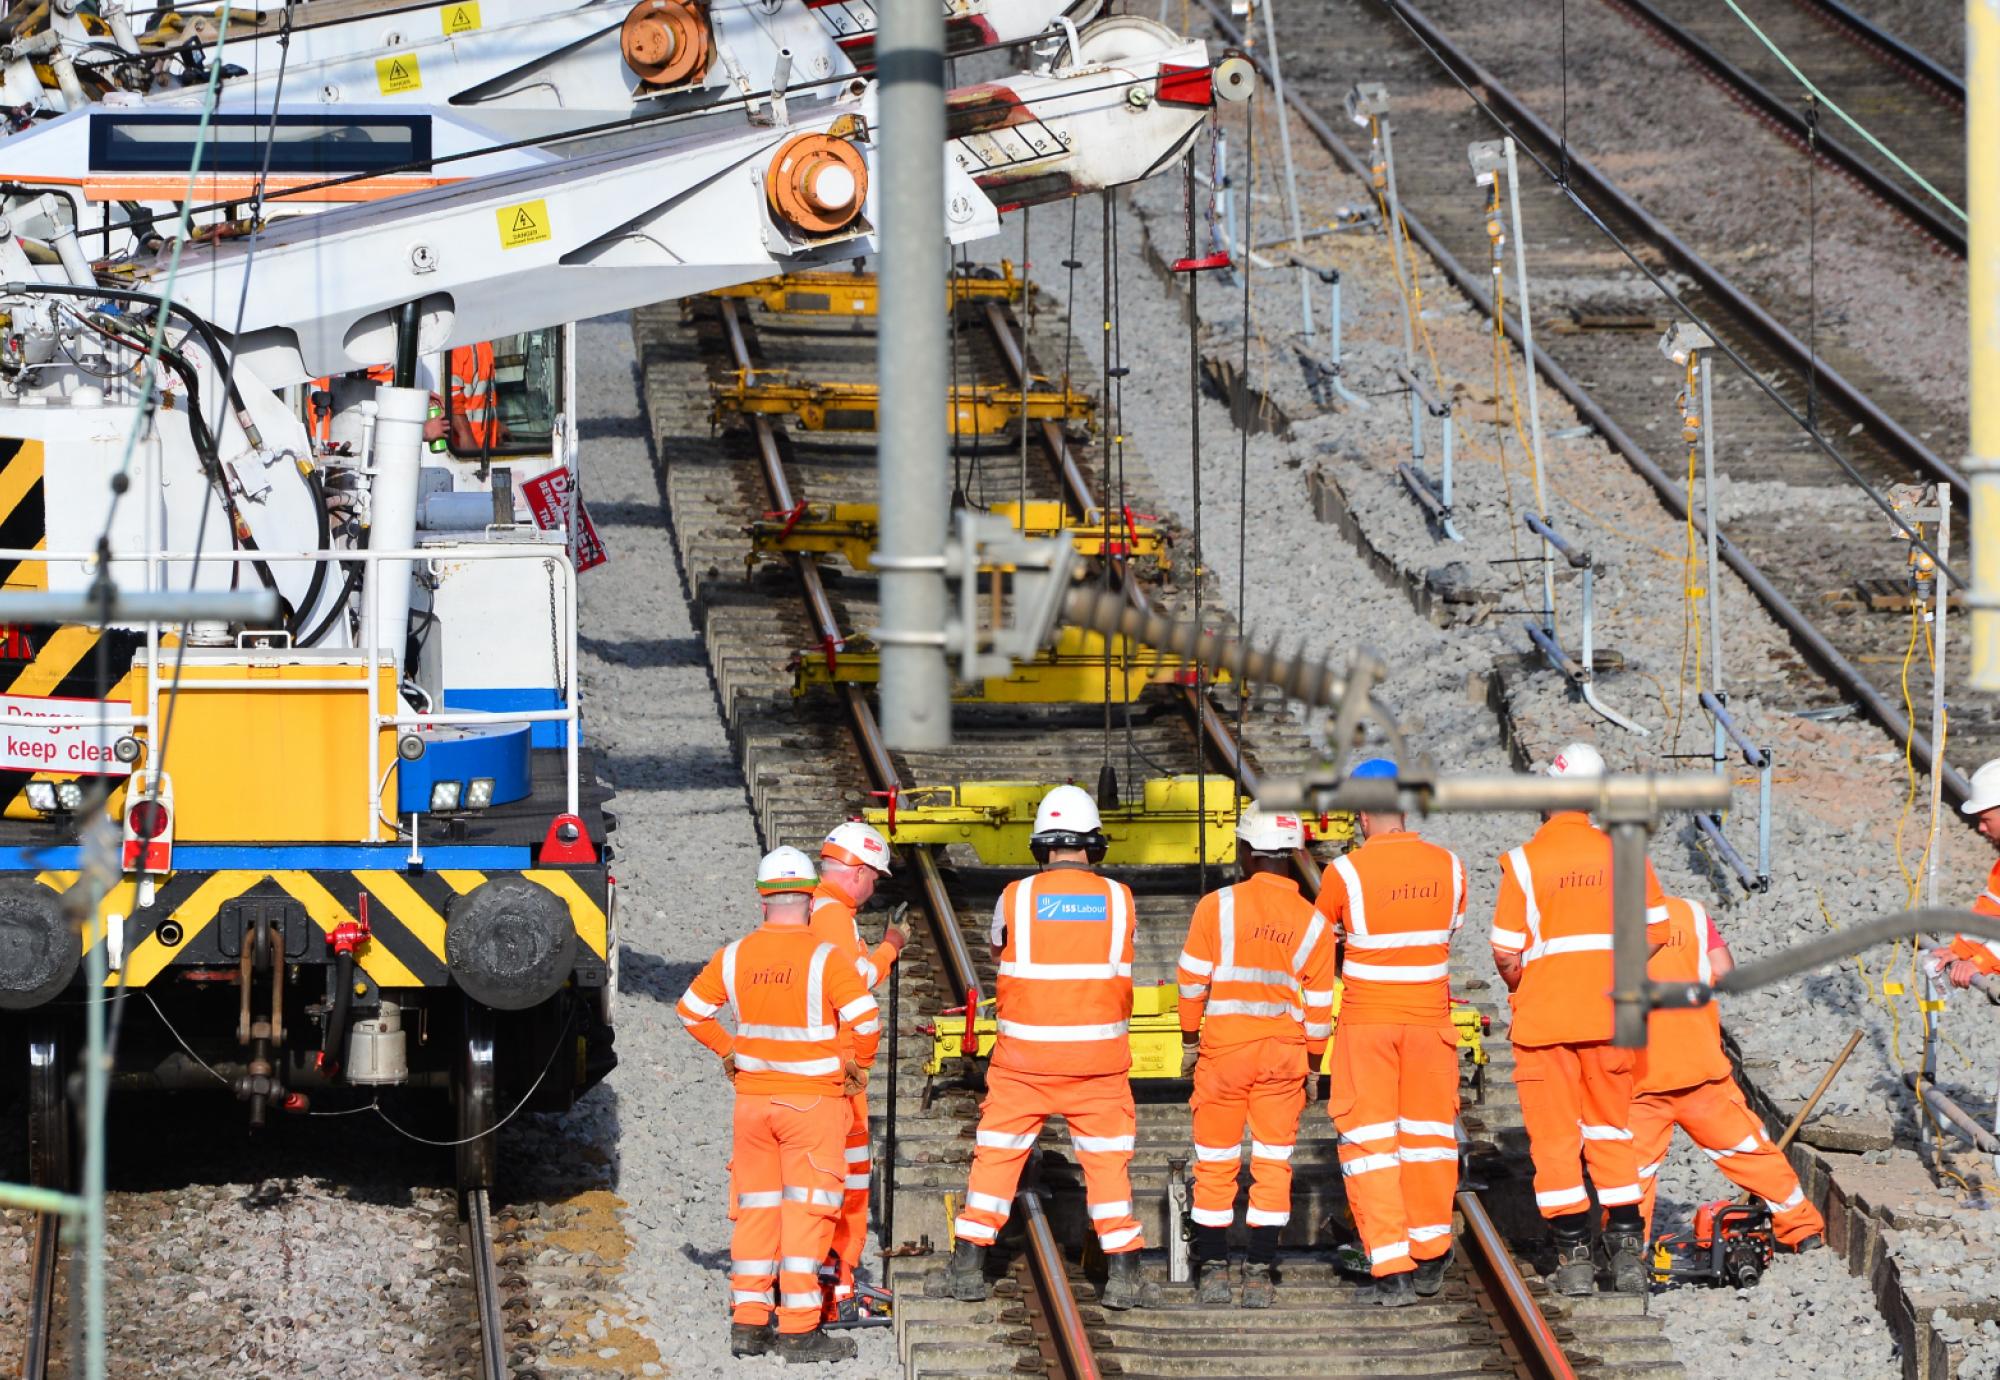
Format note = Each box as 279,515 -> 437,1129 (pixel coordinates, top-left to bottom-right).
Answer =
1609,819 -> 1651,1049
1921,485 -> 1952,1144
1502,138 -> 1555,629
875,0 -> 951,749
1378,120 -> 1417,370
1701,353 -> 1722,694
1255,0 -> 1315,342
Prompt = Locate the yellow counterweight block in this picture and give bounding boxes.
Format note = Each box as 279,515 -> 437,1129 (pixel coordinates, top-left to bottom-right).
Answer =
706,260 -> 1028,316
749,499 -> 1164,573
868,776 -> 1265,867
791,625 -> 1223,704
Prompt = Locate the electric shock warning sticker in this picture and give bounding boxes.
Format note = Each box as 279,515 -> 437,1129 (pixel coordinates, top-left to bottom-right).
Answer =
440,1 -> 481,34
497,200 -> 553,249
376,53 -> 422,93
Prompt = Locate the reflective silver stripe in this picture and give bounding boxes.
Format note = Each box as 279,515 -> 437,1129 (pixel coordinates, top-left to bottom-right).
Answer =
731,1259 -> 778,1275
1250,1140 -> 1294,1161
837,995 -> 878,1022
1579,1123 -> 1633,1142
1108,881 -> 1129,974
1535,1185 -> 1588,1209
782,1186 -> 843,1207
1177,951 -> 1215,976
1204,999 -> 1302,1019
851,1019 -> 880,1036
1345,930 -> 1454,950
680,991 -> 720,1018
1193,1143 -> 1240,1162
965,1190 -> 1012,1215
677,1012 -> 704,1029
1190,1205 -> 1234,1226
738,1191 -> 783,1210
811,895 -> 840,915
976,1129 -> 1037,1150
1490,927 -> 1528,951
1692,900 -> 1714,985
781,1291 -> 823,1309
995,1018 -> 1128,1041
1216,886 -> 1238,977
1765,1185 -> 1805,1212
1178,983 -> 1209,1000
1292,911 -> 1328,975
1506,848 -> 1540,952
732,1289 -> 774,1305
806,943 -> 833,1033
1331,855 -> 1367,936
736,1022 -> 835,1041
1597,1183 -> 1642,1207
1088,1200 -> 1132,1221
1529,934 -> 1613,961
1303,1021 -> 1332,1040
781,1256 -> 821,1274
1214,964 -> 1298,985
1449,851 -> 1465,931
1245,1206 -> 1289,1226
1399,1147 -> 1457,1164
1097,1224 -> 1141,1250
1370,1241 -> 1410,1264
1014,876 -> 1036,964
858,956 -> 881,987
954,1217 -> 999,1241
1702,1135 -> 1760,1161
1638,1160 -> 1664,1179
1646,905 -> 1670,924
844,1174 -> 870,1190
1341,1152 -> 1399,1177
1071,1132 -> 1135,1153
1407,1223 -> 1452,1242
1342,960 -> 1450,982
845,1145 -> 871,1163
1399,1118 -> 1456,1139
731,1053 -> 844,1076
1302,988 -> 1335,1006
997,960 -> 1131,980
1338,1120 -> 1398,1144
721,938 -> 742,1016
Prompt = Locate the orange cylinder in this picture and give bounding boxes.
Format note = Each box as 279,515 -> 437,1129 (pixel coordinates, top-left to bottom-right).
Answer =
621,0 -> 708,87
765,133 -> 869,236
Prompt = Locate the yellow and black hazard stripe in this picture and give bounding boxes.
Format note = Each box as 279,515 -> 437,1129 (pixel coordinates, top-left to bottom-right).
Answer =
0,436 -> 45,593
48,866 -> 611,991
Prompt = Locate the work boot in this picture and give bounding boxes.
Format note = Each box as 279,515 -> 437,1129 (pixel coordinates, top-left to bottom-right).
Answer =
1099,1250 -> 1162,1310
729,1321 -> 774,1357
1240,1262 -> 1276,1309
775,1327 -> 857,1364
1195,1258 -> 1234,1305
1413,1250 -> 1452,1298
1603,1228 -> 1647,1294
1374,1271 -> 1416,1307
945,1237 -> 989,1302
1550,1215 -> 1595,1297
1788,1233 -> 1826,1254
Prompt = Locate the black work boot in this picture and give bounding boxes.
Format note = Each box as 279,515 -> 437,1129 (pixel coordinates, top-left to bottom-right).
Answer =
1550,1212 -> 1596,1297
1193,1224 -> 1231,1304
1241,1226 -> 1281,1309
1413,1249 -> 1452,1297
1602,1207 -> 1647,1295
945,1237 -> 989,1302
1100,1249 -> 1161,1310
775,1327 -> 857,1363
1788,1233 -> 1826,1254
1374,1271 -> 1416,1307
729,1320 -> 774,1357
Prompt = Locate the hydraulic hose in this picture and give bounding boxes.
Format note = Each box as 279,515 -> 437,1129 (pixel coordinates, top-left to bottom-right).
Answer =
317,948 -> 355,1076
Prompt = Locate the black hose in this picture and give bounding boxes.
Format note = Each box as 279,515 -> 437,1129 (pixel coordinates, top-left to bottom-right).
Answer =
291,465 -> 330,638
318,948 -> 355,1076
393,300 -> 420,388
300,522 -> 366,647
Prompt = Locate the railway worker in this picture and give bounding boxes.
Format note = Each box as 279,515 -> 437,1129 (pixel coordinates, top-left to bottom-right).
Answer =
1314,758 -> 1468,1306
1490,742 -> 1669,1296
676,845 -> 882,1364
1175,807 -> 1335,1308
808,820 -> 913,1320
1927,758 -> 2000,990
942,785 -> 1160,1310
1631,894 -> 1826,1251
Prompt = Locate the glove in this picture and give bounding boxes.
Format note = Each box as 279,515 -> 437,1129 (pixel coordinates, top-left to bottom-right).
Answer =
883,903 -> 914,953
843,1059 -> 868,1095
721,1053 -> 738,1084
1180,1040 -> 1200,1078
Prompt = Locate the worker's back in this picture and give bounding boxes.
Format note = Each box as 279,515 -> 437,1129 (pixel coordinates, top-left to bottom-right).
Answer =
991,867 -> 1135,1076
680,922 -> 876,1094
1635,897 -> 1731,1095
1321,829 -> 1464,1027
1178,871 -> 1328,1049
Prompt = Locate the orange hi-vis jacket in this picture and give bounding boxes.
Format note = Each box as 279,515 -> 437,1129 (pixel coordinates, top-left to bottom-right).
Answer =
1945,858 -> 2000,976
678,920 -> 882,1095
1176,871 -> 1336,1056
1317,829 -> 1467,1027
809,884 -> 899,1061
1490,812 -> 1670,1048
451,341 -> 499,446
1637,897 -> 1733,1095
989,866 -> 1137,1077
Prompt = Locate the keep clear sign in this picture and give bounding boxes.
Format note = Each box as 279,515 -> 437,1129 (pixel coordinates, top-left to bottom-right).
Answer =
0,695 -> 131,776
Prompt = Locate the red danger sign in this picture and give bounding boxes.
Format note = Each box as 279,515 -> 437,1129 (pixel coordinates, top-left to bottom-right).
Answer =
522,466 -> 606,572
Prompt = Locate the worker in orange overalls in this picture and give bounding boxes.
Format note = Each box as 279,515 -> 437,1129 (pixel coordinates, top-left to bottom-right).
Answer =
807,820 -> 912,1320
677,846 -> 881,1364
1176,808 -> 1335,1308
418,342 -> 505,451
1316,757 -> 1468,1306
1632,895 -> 1826,1251
1490,742 -> 1670,1296
942,785 -> 1160,1310
1928,758 -> 2000,989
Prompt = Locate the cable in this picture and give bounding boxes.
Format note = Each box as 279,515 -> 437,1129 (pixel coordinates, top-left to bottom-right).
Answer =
372,1009 -> 574,1147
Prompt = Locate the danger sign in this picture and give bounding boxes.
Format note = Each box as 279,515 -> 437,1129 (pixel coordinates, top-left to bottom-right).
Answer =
497,199 -> 553,250
523,466 -> 607,572
440,0 -> 481,34
375,53 -> 422,94
0,695 -> 132,777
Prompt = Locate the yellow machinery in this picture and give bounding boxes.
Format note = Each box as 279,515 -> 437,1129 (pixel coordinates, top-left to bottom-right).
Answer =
793,625 -> 1220,704
925,982 -> 1488,1085
711,372 -> 1094,436
749,498 -> 1165,571
708,261 -> 1028,316
864,776 -> 1336,867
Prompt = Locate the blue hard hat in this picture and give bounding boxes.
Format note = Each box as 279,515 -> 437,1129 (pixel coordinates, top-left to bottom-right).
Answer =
1349,757 -> 1398,780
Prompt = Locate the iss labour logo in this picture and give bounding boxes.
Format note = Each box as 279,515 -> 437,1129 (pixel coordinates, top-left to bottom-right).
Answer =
1036,894 -> 1110,923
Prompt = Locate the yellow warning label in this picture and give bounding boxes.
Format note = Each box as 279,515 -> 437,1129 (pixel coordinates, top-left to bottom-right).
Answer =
496,199 -> 553,249
1884,981 -> 1906,996
376,53 -> 422,93
440,1 -> 480,35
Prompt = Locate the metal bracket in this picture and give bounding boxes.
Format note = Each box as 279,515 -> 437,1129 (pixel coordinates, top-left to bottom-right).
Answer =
942,510 -> 1078,682
1520,513 -> 1648,736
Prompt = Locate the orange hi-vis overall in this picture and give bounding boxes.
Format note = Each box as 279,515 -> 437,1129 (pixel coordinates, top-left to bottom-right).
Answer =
1632,898 -> 1824,1247
451,341 -> 500,448
1317,830 -> 1468,1275
954,867 -> 1145,1255
1491,812 -> 1669,1221
807,883 -> 903,1306
1175,872 -> 1336,1232
1944,858 -> 2000,977
677,921 -> 882,1335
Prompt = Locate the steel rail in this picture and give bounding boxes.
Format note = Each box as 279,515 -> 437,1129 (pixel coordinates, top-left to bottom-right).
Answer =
1792,0 -> 1965,107
24,1211 -> 59,1380
715,299 -> 1098,1380
464,1188 -> 507,1380
1193,0 -> 1970,807
1602,0 -> 1962,255
1375,0 -> 1963,495
1458,1190 -> 1578,1380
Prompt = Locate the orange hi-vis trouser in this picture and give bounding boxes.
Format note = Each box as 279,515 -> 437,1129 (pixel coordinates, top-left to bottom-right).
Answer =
1329,1023 -> 1461,1275
1513,1041 -> 1644,1219
822,1089 -> 872,1305
954,1065 -> 1144,1254
728,1092 -> 851,1334
1190,1038 -> 1309,1230
1630,1075 -> 1825,1247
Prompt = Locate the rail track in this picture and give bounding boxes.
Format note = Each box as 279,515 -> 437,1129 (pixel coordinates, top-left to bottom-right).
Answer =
639,261 -> 1687,1372
1210,0 -> 1985,799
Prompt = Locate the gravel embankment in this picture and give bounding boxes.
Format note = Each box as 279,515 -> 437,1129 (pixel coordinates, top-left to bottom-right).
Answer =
1838,0 -> 1965,72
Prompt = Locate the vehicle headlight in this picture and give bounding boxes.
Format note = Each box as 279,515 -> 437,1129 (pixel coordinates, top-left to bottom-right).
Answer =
430,780 -> 462,811
466,778 -> 495,809
24,782 -> 55,812
54,782 -> 83,812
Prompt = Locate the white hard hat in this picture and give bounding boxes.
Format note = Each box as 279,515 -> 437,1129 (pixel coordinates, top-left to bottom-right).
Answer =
1235,807 -> 1304,852
1546,742 -> 1606,779
821,820 -> 892,874
1962,758 -> 2000,815
756,845 -> 818,896
1031,784 -> 1103,840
